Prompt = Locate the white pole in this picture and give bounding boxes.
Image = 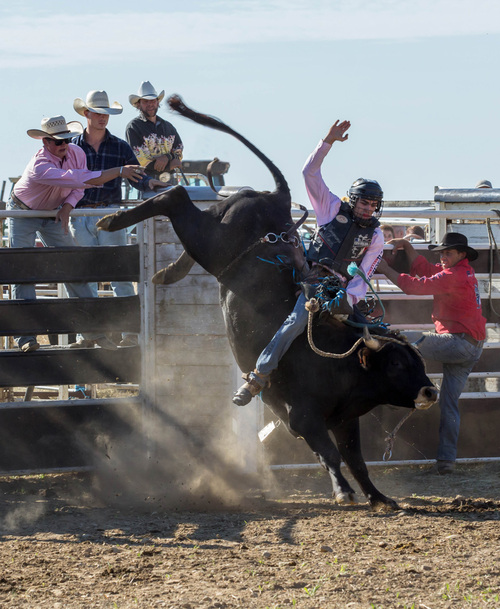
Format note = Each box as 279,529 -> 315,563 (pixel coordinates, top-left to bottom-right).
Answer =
270,457 -> 500,470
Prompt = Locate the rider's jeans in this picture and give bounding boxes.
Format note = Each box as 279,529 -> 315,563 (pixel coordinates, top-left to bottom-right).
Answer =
253,293 -> 309,381
416,332 -> 483,462
253,289 -> 355,384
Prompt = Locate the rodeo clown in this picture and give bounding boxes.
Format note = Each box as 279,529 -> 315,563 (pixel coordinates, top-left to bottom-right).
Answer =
233,119 -> 385,406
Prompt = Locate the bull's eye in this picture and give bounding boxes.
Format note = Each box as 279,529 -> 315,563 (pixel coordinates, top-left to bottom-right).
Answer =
389,355 -> 406,372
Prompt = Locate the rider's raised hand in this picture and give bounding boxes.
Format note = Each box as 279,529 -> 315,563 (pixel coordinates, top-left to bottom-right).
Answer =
323,120 -> 351,145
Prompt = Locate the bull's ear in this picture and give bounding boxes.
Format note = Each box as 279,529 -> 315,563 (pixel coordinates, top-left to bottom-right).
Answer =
358,347 -> 371,370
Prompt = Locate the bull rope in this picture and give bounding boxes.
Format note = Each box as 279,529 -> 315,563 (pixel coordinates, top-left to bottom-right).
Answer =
306,300 -> 414,359
343,261 -> 386,329
306,305 -> 365,358
382,410 -> 415,461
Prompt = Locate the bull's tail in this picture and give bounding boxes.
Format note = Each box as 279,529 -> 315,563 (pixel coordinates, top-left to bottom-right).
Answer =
168,95 -> 289,197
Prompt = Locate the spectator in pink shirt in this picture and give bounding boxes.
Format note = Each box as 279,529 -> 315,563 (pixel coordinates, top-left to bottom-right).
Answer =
8,115 -> 144,352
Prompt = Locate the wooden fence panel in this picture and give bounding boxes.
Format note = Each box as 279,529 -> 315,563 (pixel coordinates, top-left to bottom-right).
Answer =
0,346 -> 141,387
155,302 -> 226,335
0,296 -> 140,335
156,283 -> 220,307
155,335 -> 234,367
0,399 -> 140,471
0,235 -> 144,473
0,245 -> 140,283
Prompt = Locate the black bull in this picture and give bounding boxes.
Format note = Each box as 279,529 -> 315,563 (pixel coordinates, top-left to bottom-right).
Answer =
98,96 -> 438,510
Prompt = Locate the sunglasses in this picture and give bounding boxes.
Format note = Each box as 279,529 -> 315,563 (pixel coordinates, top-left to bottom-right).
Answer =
46,138 -> 70,146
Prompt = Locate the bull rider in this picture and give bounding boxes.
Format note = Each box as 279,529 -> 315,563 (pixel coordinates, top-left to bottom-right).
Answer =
233,119 -> 385,406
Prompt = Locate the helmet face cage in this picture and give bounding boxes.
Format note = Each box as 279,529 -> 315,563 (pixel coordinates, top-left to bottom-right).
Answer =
348,178 -> 384,226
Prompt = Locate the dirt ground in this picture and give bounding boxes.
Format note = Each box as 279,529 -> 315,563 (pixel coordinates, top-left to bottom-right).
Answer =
0,462 -> 499,609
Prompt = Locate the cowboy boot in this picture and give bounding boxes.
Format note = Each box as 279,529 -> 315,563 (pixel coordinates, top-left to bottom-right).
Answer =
232,370 -> 270,406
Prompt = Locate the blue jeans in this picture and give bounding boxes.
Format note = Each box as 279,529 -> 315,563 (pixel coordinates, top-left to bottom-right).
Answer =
254,287 -> 355,381
255,293 -> 309,378
70,214 -> 136,298
7,200 -> 99,348
416,332 -> 483,462
70,214 -> 136,341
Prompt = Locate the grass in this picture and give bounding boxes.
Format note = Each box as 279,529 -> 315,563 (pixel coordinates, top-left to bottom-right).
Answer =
303,583 -> 321,597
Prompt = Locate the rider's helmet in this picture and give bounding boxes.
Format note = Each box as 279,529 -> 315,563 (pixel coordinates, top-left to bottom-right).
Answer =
348,178 -> 384,227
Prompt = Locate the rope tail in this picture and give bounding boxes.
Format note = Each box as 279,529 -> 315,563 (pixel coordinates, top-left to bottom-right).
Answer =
167,95 -> 290,198
345,261 -> 386,328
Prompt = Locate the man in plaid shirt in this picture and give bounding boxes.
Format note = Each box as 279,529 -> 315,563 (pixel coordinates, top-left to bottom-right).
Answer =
71,90 -> 163,348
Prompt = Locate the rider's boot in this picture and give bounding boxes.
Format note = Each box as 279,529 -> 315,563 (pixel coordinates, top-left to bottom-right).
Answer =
232,370 -> 270,406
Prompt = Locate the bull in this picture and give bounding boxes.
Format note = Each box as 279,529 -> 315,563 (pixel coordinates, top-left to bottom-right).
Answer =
98,96 -> 437,510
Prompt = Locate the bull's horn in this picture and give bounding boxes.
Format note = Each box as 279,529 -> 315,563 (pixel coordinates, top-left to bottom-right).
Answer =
363,326 -> 382,351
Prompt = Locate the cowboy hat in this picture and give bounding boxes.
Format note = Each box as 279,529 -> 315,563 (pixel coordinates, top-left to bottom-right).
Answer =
73,90 -> 123,116
27,116 -> 83,140
475,179 -> 492,189
428,232 -> 478,261
129,81 -> 165,107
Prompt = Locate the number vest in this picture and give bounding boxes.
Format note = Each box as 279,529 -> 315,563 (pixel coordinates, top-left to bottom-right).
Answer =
306,201 -> 379,279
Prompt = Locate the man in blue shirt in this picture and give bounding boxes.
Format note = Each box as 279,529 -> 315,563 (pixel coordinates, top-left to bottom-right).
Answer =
71,90 -> 163,348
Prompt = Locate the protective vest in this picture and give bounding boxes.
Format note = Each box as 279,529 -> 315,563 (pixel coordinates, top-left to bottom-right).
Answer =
306,201 -> 379,279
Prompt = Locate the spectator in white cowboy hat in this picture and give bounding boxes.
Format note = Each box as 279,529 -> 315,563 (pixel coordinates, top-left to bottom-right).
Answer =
377,232 -> 486,475
70,90 -> 164,349
126,81 -> 183,179
475,179 -> 493,189
8,115 -> 141,352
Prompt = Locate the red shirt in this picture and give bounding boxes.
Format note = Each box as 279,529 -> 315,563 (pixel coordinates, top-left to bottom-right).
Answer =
397,255 -> 486,341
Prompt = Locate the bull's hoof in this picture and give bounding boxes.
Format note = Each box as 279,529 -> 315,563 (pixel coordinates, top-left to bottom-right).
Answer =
153,265 -> 185,285
370,496 -> 400,512
96,213 -> 120,232
335,491 -> 357,505
232,387 -> 253,406
153,252 -> 196,285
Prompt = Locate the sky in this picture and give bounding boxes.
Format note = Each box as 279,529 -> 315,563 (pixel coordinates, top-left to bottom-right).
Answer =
1,0 -> 500,205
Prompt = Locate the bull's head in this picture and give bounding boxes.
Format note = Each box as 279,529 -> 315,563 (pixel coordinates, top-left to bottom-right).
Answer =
359,327 -> 438,410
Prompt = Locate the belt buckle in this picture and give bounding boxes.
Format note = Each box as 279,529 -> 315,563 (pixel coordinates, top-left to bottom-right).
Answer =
12,193 -> 29,210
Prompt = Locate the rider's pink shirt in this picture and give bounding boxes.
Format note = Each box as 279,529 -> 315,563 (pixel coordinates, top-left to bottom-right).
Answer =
302,139 -> 384,304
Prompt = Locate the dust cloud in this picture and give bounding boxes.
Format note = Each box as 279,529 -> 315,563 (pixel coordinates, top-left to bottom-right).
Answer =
1,498 -> 46,533
64,390 -> 264,513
